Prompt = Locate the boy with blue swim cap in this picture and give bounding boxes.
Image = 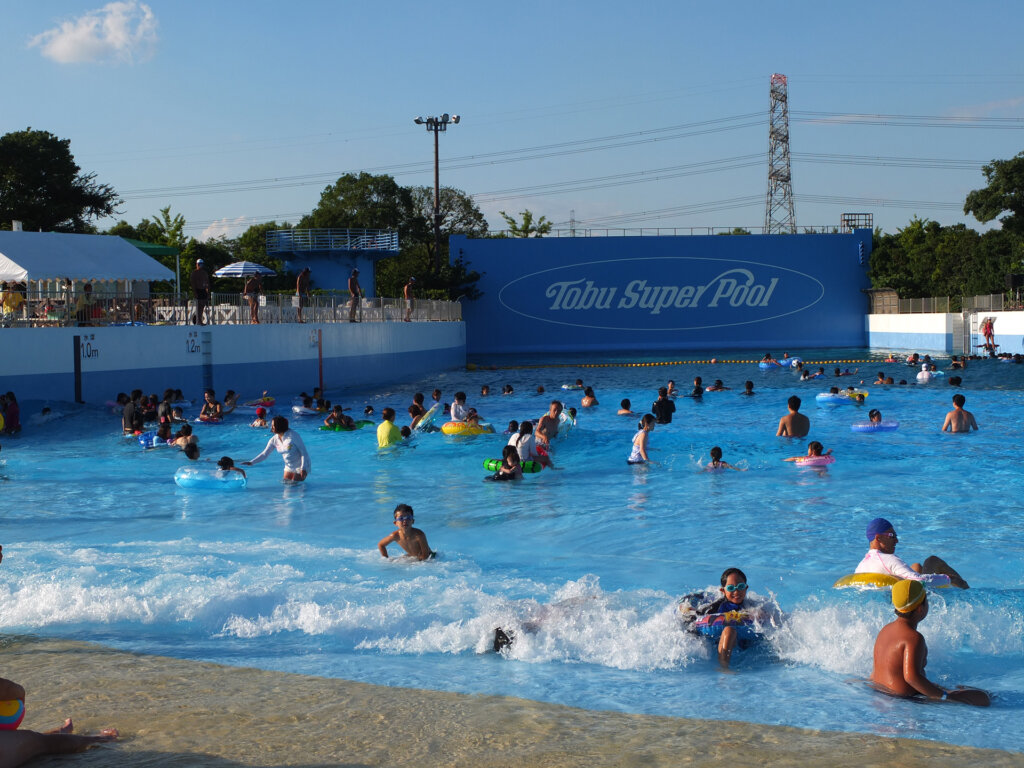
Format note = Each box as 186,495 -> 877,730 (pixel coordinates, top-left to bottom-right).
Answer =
854,518 -> 968,589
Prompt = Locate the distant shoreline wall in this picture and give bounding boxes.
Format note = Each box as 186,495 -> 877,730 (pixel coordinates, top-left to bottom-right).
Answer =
867,311 -> 1024,354
0,323 -> 465,403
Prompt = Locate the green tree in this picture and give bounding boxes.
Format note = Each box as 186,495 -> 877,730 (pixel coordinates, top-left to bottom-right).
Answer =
410,186 -> 488,238
145,206 -> 187,250
0,128 -> 121,232
964,152 -> 1024,234
499,209 -> 552,238
410,185 -> 488,267
300,173 -> 485,298
716,227 -> 752,235
300,173 -> 424,241
376,241 -> 484,301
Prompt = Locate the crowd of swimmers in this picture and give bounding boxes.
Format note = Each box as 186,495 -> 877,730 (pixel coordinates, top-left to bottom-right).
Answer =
0,351 -> 998,763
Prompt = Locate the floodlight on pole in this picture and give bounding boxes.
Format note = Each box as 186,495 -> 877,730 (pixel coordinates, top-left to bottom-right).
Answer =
413,113 -> 460,271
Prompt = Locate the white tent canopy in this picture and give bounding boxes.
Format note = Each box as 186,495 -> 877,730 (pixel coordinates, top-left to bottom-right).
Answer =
0,232 -> 174,283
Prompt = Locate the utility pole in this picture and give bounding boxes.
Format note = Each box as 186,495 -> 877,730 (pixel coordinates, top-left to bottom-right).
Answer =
413,113 -> 460,271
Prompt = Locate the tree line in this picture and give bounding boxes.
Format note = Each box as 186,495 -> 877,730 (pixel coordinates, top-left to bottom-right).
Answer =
2,127 -> 1023,302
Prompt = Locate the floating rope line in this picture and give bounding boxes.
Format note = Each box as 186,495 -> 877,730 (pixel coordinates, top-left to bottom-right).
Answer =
469,358 -> 881,371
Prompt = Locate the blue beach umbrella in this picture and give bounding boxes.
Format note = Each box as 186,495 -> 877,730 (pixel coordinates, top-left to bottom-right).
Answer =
213,261 -> 276,278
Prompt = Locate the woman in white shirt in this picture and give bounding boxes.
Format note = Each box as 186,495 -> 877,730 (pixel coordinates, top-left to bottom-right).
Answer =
244,416 -> 311,482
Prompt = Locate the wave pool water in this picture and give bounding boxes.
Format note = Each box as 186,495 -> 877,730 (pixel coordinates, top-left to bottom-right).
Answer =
1,348 -> 1022,750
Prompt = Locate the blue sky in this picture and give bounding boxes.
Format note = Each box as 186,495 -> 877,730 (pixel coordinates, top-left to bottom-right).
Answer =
2,1 -> 1023,240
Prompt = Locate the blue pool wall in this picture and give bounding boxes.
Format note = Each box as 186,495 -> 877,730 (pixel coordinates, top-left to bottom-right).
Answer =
866,311 -> 1024,354
0,322 -> 465,404
455,230 -> 873,354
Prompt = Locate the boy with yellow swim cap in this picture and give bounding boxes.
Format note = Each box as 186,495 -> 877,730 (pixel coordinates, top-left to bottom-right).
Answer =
870,580 -> 990,706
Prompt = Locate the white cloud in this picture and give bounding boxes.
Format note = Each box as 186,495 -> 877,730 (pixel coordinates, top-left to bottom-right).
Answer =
29,1 -> 158,65
200,217 -> 249,242
948,96 -> 1024,119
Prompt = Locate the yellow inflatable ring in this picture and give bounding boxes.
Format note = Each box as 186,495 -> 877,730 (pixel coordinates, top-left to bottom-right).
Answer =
441,421 -> 495,436
832,573 -> 950,589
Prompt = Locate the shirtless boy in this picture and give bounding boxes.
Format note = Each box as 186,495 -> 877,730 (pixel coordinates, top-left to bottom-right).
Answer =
378,504 -> 433,560
776,395 -> 809,437
536,400 -> 563,446
870,580 -> 989,706
941,393 -> 979,432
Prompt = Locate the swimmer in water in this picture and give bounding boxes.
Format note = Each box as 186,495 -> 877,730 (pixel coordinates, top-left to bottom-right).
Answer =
854,518 -> 968,589
776,395 -> 810,437
870,580 -> 989,706
244,415 -> 311,482
617,398 -> 636,416
704,446 -> 744,471
666,380 -> 679,397
784,440 -> 831,462
250,406 -> 268,428
627,414 -> 655,465
491,444 -> 523,481
378,503 -> 433,560
535,400 -> 563,447
678,568 -> 776,669
199,389 -> 222,421
741,380 -> 755,396
942,393 -> 979,433
509,420 -> 553,469
325,405 -> 354,429
581,387 -> 598,407
217,456 -> 246,478
705,379 -> 729,391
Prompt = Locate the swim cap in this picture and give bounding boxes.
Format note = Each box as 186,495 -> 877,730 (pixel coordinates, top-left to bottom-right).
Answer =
866,517 -> 894,541
256,407 -> 266,416
892,579 -> 926,613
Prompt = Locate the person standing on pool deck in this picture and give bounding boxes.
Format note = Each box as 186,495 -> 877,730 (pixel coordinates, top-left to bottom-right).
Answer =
942,393 -> 979,432
244,415 -> 310,482
870,580 -> 990,706
347,268 -> 362,322
190,259 -> 210,326
296,267 -> 311,323
243,273 -> 262,324
776,395 -> 809,437
403,276 -> 416,322
651,387 -> 675,424
854,517 -> 969,588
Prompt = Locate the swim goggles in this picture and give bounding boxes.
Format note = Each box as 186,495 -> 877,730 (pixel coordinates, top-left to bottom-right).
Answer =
396,515 -> 414,523
724,582 -> 748,593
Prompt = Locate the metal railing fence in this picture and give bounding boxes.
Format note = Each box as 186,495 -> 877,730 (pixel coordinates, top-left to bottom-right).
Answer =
0,289 -> 461,328
266,228 -> 399,254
